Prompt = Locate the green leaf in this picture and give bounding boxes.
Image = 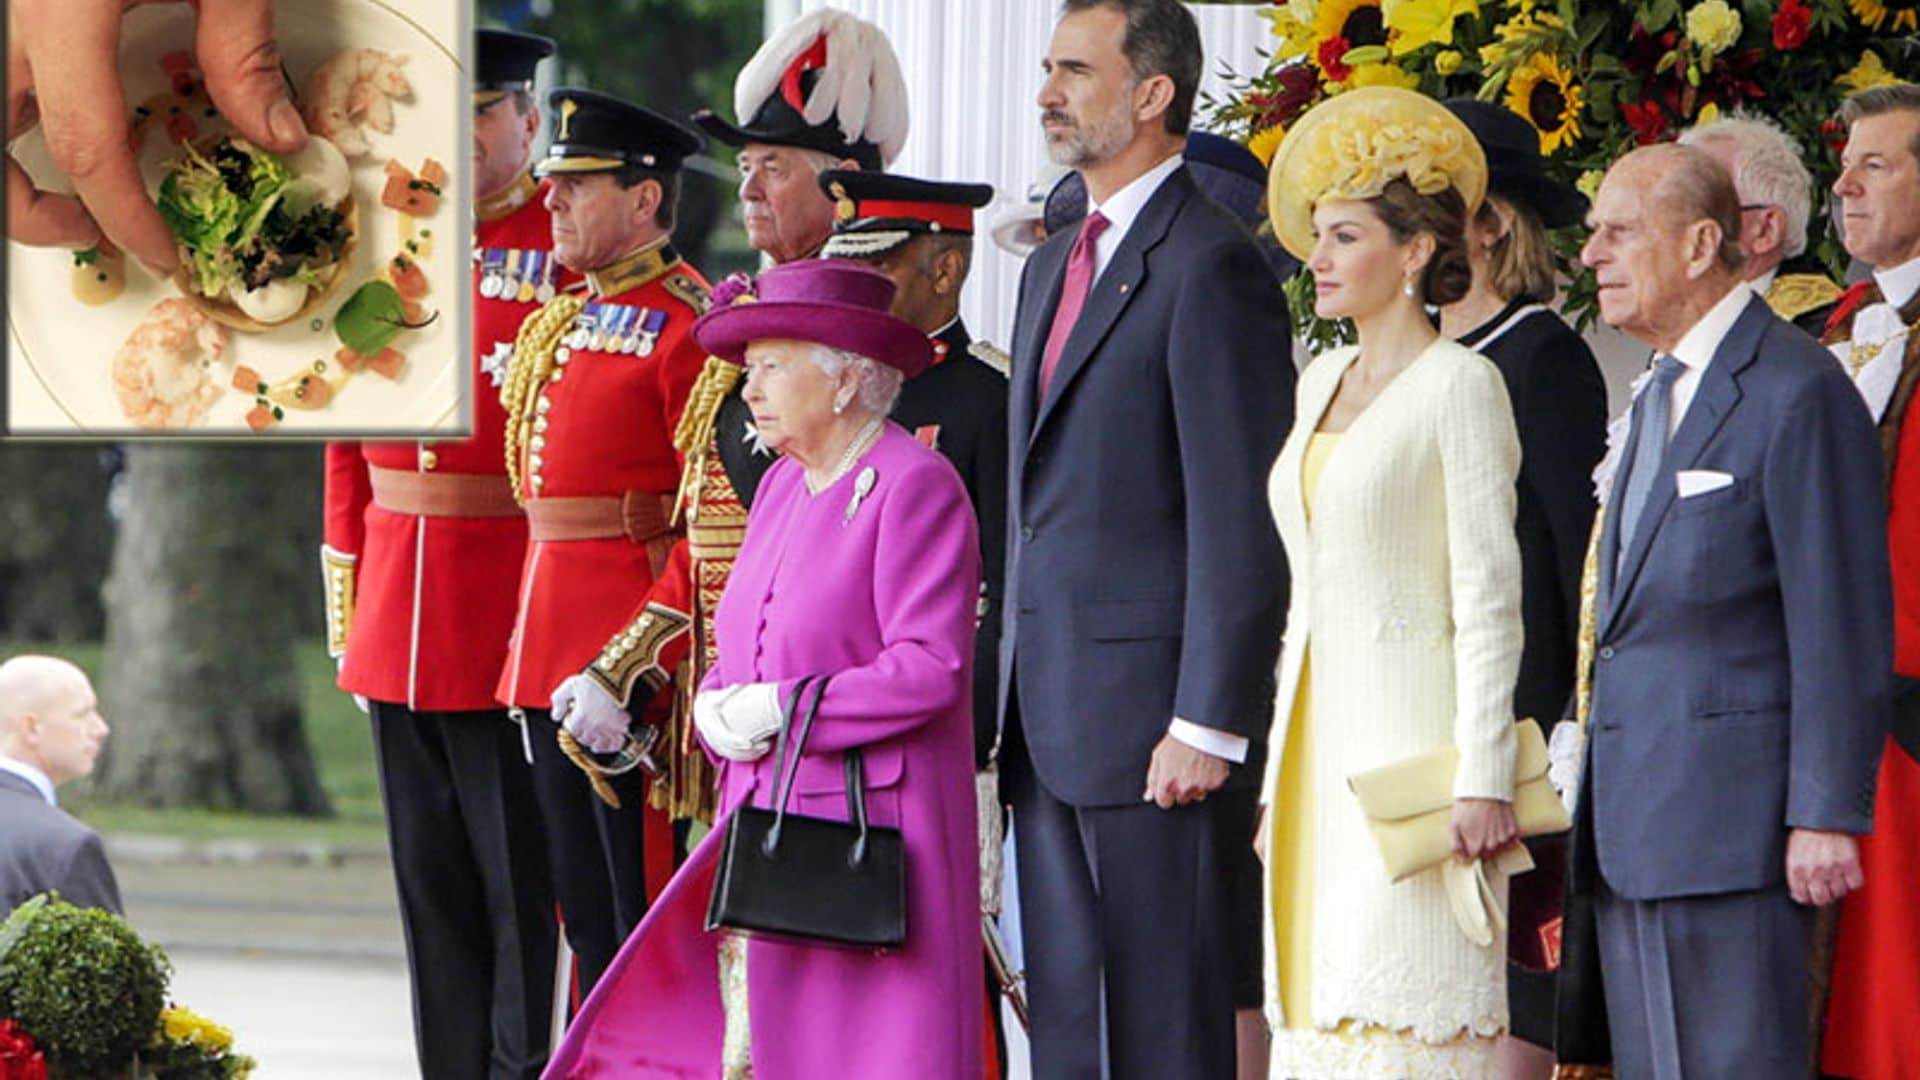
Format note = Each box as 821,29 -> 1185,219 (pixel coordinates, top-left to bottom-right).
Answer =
71,247 -> 100,267
334,280 -> 406,358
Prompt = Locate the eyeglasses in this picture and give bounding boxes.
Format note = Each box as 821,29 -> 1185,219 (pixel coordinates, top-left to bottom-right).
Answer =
1739,203 -> 1777,214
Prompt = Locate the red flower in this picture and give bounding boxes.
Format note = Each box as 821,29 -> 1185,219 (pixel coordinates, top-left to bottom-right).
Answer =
0,1021 -> 47,1080
1772,0 -> 1812,50
1317,36 -> 1354,83
1620,100 -> 1670,145
1821,116 -> 1849,154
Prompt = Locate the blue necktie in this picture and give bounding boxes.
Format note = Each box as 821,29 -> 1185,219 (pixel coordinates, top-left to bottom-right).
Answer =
1616,354 -> 1686,570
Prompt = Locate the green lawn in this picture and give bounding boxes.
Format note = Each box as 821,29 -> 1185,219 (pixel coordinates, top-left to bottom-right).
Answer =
7,640 -> 389,848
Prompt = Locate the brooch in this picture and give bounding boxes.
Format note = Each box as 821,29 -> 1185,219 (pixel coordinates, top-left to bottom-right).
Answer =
844,466 -> 877,524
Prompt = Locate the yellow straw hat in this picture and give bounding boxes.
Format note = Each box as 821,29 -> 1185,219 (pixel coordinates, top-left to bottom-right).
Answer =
1266,86 -> 1488,262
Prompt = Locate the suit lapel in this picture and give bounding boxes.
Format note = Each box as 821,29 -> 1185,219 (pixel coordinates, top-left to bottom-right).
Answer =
1008,236 -> 1072,465
1604,296 -> 1765,631
1029,168 -> 1192,444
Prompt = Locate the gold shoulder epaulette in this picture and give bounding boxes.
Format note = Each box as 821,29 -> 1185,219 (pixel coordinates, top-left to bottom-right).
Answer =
663,273 -> 712,315
1764,273 -> 1844,322
968,340 -> 1011,378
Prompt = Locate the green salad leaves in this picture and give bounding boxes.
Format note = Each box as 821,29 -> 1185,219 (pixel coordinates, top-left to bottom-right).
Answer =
157,138 -> 350,300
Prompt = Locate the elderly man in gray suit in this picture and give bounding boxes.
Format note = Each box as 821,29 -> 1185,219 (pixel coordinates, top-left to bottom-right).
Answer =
1569,143 -> 1893,1077
0,655 -> 120,914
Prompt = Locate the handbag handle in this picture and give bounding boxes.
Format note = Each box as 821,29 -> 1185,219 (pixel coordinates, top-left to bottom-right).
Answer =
762,675 -> 834,856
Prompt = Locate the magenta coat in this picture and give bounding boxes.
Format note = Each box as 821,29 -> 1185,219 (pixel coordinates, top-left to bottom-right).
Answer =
545,424 -> 985,1079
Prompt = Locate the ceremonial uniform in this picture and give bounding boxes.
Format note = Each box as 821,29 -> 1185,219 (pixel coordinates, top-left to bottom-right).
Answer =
499,88 -> 711,1000
317,29 -> 561,1079
1821,258 -> 1920,1080
1760,253 -> 1845,340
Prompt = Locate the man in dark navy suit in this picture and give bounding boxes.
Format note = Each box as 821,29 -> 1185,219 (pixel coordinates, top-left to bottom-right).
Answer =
998,1 -> 1293,1075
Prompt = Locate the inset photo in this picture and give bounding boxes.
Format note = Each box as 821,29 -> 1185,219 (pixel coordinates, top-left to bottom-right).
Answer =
5,0 -> 469,437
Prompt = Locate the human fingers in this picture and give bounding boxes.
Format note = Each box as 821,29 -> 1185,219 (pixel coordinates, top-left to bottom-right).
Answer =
194,0 -> 306,152
1786,859 -> 1811,906
6,158 -> 100,247
23,1 -> 177,270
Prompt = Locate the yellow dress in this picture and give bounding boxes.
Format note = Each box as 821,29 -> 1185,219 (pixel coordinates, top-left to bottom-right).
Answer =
1271,432 -> 1498,1077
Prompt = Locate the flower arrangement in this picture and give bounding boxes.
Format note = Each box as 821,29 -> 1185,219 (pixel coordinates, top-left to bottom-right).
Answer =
0,895 -> 253,1080
1204,0 -> 1920,331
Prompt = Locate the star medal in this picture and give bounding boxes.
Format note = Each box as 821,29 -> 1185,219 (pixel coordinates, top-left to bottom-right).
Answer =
634,309 -> 667,357
481,341 -> 514,387
517,251 -> 542,303
478,248 -> 505,299
845,466 -> 877,523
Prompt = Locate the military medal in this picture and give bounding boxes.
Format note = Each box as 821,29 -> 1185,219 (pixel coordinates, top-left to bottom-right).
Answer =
535,252 -> 557,303
478,249 -> 505,299
568,306 -> 594,350
517,251 -> 541,303
634,309 -> 667,357
588,302 -> 610,351
606,305 -> 635,354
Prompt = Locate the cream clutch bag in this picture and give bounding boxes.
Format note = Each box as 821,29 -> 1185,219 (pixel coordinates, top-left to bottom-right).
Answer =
1347,719 -> 1571,883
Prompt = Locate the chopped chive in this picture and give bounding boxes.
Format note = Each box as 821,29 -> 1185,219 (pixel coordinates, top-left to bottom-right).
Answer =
272,406 -> 284,420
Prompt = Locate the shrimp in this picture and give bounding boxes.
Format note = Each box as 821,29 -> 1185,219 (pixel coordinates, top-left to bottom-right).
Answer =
112,299 -> 230,430
301,49 -> 412,158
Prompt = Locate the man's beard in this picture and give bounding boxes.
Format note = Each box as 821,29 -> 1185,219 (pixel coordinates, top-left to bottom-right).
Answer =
1044,99 -> 1135,169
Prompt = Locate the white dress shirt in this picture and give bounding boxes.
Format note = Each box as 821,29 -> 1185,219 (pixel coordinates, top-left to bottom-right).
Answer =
1082,152 -> 1246,765
1662,284 -> 1755,435
0,755 -> 57,807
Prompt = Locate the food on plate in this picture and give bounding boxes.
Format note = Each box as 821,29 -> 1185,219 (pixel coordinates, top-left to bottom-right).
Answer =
158,134 -> 357,331
70,246 -> 126,306
381,158 -> 445,216
112,298 -> 230,429
303,49 -> 413,159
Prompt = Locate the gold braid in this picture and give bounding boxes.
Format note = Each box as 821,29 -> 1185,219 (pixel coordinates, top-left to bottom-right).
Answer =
669,355 -> 743,523
501,292 -> 587,500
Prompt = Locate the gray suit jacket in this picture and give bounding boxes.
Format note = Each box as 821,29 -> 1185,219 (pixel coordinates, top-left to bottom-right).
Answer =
1577,295 -> 1893,901
0,770 -> 122,914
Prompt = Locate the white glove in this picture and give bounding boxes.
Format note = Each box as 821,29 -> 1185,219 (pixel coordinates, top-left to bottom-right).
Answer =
693,682 -> 784,762
1546,719 -> 1584,815
336,656 -> 368,716
551,674 -> 630,755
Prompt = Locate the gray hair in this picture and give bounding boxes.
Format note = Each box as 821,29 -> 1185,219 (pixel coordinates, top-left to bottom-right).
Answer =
1838,82 -> 1920,165
803,343 -> 904,416
1679,113 -> 1814,258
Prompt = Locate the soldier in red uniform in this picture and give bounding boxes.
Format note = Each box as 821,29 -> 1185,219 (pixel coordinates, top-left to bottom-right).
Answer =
319,29 -> 561,1079
497,88 -> 712,1000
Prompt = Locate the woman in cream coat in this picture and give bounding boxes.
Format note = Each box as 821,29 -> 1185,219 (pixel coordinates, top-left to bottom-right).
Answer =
1260,88 -> 1527,1078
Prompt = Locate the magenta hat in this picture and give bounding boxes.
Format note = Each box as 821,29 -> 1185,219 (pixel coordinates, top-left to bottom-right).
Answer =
692,260 -> 933,378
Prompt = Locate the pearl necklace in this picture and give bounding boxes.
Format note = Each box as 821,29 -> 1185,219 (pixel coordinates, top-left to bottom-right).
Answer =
809,414 -> 885,494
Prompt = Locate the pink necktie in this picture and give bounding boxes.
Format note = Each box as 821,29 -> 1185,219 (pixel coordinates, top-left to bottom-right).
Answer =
1039,211 -> 1110,398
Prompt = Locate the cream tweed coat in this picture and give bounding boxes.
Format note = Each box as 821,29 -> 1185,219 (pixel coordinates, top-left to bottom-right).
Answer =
1262,339 -> 1525,1076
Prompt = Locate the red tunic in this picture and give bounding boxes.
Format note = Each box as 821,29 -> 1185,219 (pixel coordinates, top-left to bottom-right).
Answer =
495,243 -> 712,709
322,175 -> 571,711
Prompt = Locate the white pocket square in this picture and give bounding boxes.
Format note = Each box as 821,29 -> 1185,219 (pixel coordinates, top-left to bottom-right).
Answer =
1676,469 -> 1735,498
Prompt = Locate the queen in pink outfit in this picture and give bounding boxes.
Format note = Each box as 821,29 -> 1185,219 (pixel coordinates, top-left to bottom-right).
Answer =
544,260 -> 985,1080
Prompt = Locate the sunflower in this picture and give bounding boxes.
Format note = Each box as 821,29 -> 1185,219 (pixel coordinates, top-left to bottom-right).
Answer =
1248,125 -> 1288,168
1310,0 -> 1390,76
1504,52 -> 1583,155
1849,0 -> 1920,32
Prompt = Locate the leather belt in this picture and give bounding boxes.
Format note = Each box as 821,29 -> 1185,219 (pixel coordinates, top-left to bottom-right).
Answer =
525,490 -> 679,544
369,465 -> 523,519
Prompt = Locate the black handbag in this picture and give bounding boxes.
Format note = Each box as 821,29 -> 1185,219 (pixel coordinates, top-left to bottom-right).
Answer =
705,675 -> 907,949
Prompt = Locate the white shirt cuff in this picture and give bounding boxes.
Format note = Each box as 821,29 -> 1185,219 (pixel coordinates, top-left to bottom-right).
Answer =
1168,717 -> 1248,764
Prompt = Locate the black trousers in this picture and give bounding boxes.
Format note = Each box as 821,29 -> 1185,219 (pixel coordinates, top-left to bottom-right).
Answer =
1004,709 -> 1233,1080
369,702 -> 556,1080
521,706 -> 652,1000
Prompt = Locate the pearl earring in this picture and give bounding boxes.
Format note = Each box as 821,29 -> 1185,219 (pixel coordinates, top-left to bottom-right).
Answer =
833,399 -> 846,415
1403,280 -> 1417,299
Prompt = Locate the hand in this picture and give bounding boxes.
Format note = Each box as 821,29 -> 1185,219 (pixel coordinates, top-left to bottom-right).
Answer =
1786,828 -> 1864,906
7,0 -> 306,271
1143,734 -> 1229,809
334,655 -> 367,715
693,683 -> 782,762
1449,797 -> 1518,861
551,674 -> 628,755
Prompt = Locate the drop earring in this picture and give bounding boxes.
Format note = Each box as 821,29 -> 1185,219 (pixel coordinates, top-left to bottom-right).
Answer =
1403,278 -> 1417,299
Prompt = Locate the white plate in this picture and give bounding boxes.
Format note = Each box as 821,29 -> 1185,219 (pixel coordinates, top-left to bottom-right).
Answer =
6,0 -> 466,437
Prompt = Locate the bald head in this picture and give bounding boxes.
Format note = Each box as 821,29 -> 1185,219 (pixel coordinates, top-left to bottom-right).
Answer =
1580,144 -> 1748,351
0,656 -> 108,786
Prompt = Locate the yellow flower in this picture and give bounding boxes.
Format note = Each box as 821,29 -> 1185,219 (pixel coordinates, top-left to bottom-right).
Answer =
1478,9 -> 1567,70
159,1005 -> 235,1054
1576,169 -> 1604,200
1248,125 -> 1288,167
1694,101 -> 1721,125
1435,49 -> 1463,75
1504,52 -> 1583,154
1684,0 -> 1743,58
1310,0 -> 1391,77
1263,6 -> 1317,61
1384,0 -> 1481,56
1849,0 -> 1920,32
1838,49 -> 1903,92
1345,62 -> 1423,90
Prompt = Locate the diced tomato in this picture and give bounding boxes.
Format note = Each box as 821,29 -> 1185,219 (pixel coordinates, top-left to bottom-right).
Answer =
419,159 -> 447,187
384,159 -> 409,179
164,112 -> 197,144
231,365 -> 261,393
295,375 -> 333,408
368,347 -> 406,380
335,346 -> 366,372
388,252 -> 428,300
402,300 -> 426,323
245,404 -> 277,431
380,169 -> 439,216
160,51 -> 197,95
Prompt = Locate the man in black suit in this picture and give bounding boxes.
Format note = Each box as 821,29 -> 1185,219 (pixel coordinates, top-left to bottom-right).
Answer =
1000,1 -> 1293,1074
0,655 -> 120,915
